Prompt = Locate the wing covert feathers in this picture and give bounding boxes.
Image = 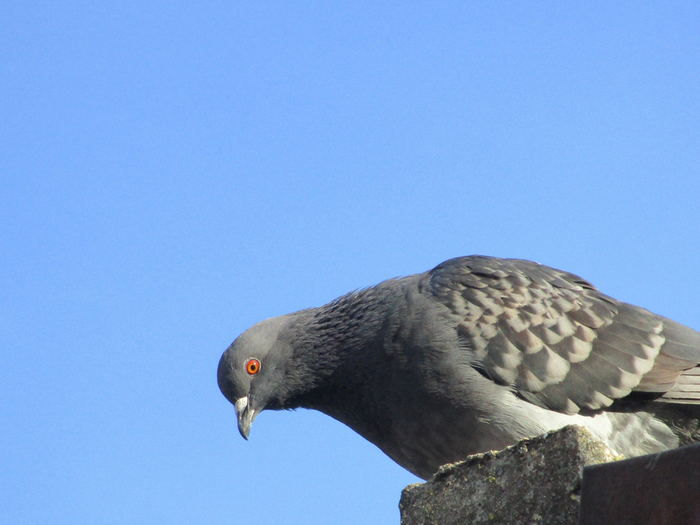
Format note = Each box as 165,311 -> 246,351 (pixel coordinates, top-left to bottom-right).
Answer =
428,256 -> 700,414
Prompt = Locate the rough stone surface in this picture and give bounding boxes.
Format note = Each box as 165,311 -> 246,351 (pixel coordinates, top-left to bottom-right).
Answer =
399,425 -> 619,525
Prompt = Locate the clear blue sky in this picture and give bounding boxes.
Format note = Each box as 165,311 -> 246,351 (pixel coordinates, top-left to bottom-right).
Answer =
2,2 -> 699,524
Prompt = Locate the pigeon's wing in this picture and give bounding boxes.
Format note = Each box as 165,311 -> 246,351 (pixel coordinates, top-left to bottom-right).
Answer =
427,256 -> 700,414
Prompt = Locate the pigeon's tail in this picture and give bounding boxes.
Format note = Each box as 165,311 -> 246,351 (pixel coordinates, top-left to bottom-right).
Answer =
660,366 -> 700,404
649,364 -> 700,447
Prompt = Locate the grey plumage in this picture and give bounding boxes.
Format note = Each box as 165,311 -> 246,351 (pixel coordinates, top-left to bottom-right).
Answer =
218,256 -> 700,479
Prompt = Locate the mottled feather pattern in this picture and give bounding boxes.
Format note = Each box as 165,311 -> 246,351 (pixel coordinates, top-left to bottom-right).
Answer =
428,256 -> 699,414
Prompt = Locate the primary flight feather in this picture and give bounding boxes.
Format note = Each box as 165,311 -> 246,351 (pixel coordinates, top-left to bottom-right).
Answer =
218,256 -> 700,479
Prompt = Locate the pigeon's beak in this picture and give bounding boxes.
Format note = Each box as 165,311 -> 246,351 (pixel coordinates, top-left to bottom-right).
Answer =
235,396 -> 255,440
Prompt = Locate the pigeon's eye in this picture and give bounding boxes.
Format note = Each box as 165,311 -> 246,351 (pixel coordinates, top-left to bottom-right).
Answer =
245,358 -> 261,376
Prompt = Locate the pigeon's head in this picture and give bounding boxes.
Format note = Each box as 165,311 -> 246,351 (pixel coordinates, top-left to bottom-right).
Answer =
217,314 -> 299,440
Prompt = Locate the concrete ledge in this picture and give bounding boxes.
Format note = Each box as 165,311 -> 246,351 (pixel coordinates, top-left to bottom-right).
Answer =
400,425 -> 618,525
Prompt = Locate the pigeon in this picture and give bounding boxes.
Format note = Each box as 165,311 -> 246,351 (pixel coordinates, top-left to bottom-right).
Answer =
217,256 -> 700,479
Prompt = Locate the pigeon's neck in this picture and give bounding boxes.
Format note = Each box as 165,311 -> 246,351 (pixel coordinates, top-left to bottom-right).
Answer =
284,279 -> 406,412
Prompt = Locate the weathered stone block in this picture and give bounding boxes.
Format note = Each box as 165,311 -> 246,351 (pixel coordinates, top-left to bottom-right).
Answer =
399,425 -> 618,525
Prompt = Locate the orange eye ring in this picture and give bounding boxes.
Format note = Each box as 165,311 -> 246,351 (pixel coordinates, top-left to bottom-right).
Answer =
245,358 -> 261,376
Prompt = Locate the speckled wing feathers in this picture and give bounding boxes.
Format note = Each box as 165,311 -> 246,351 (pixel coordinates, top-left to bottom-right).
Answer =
427,256 -> 700,415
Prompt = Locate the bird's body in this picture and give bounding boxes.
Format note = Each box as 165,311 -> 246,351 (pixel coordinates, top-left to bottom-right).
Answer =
218,256 -> 700,479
